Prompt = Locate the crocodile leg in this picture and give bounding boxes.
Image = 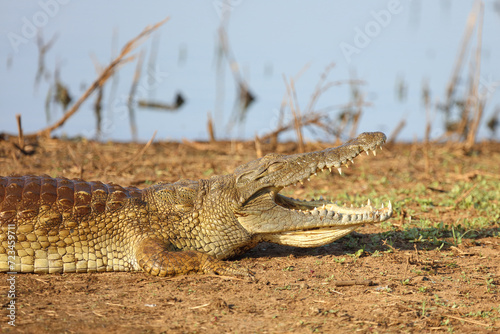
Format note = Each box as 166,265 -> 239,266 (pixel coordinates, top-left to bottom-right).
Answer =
135,238 -> 253,277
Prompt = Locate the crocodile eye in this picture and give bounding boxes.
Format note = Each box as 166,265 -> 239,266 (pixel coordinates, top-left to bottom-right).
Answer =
266,161 -> 283,173
252,161 -> 284,180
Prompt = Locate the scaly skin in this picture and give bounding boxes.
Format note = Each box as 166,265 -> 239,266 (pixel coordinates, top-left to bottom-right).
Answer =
0,132 -> 392,277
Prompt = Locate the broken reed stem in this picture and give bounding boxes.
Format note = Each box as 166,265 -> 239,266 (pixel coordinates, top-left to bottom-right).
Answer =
94,86 -> 104,137
283,75 -> 304,153
29,17 -> 169,138
35,32 -> 58,89
422,79 -> 432,174
423,80 -> 432,144
128,49 -> 146,141
465,1 -> 484,149
207,112 -> 216,143
254,134 -> 262,158
218,26 -> 255,134
290,79 -> 305,153
444,1 -> 479,107
218,27 -> 241,83
90,56 -> 104,138
16,114 -> 24,150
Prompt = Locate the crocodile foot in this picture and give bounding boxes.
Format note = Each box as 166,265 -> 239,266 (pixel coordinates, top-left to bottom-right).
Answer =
136,238 -> 253,278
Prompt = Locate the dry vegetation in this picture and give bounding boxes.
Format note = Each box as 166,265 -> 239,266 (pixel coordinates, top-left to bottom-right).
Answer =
1,3 -> 500,332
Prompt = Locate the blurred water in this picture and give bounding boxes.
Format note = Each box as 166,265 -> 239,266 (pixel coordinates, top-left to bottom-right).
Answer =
0,1 -> 499,142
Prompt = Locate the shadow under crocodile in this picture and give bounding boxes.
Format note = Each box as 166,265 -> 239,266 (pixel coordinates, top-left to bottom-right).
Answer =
239,226 -> 500,260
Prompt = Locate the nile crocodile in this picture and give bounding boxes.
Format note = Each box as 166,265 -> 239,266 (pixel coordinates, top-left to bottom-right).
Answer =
0,132 -> 392,277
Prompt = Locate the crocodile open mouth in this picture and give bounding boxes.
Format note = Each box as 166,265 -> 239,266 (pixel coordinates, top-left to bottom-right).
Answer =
270,140 -> 392,224
235,132 -> 393,247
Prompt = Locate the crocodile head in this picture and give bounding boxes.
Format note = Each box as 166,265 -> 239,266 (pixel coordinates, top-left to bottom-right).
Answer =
231,132 -> 392,248
148,132 -> 392,259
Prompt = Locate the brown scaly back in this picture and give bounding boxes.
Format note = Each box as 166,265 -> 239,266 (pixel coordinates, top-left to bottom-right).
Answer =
0,175 -> 143,226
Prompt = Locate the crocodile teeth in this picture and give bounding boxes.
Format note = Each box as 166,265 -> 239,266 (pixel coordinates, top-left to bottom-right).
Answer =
337,167 -> 342,175
372,150 -> 377,156
365,150 -> 369,156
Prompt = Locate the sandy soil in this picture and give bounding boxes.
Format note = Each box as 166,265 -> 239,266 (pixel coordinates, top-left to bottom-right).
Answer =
0,136 -> 499,333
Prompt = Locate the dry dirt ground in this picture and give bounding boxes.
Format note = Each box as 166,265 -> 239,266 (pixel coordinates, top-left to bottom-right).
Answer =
0,136 -> 499,333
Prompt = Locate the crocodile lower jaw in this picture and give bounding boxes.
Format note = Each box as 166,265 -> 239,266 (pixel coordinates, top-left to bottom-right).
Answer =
275,194 -> 392,223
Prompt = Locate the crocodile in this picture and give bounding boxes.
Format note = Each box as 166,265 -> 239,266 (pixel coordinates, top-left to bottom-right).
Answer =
0,132 -> 392,277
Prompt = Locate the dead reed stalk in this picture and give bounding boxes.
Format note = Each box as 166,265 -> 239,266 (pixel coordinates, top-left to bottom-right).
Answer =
444,1 -> 480,110
283,74 -> 304,153
261,63 -> 368,145
90,55 -> 105,138
217,26 -> 256,135
254,134 -> 263,158
35,32 -> 57,89
465,1 -> 484,149
128,50 -> 146,141
422,80 -> 432,143
16,114 -> 24,151
439,0 -> 487,143
207,112 -> 216,143
29,17 -> 169,138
